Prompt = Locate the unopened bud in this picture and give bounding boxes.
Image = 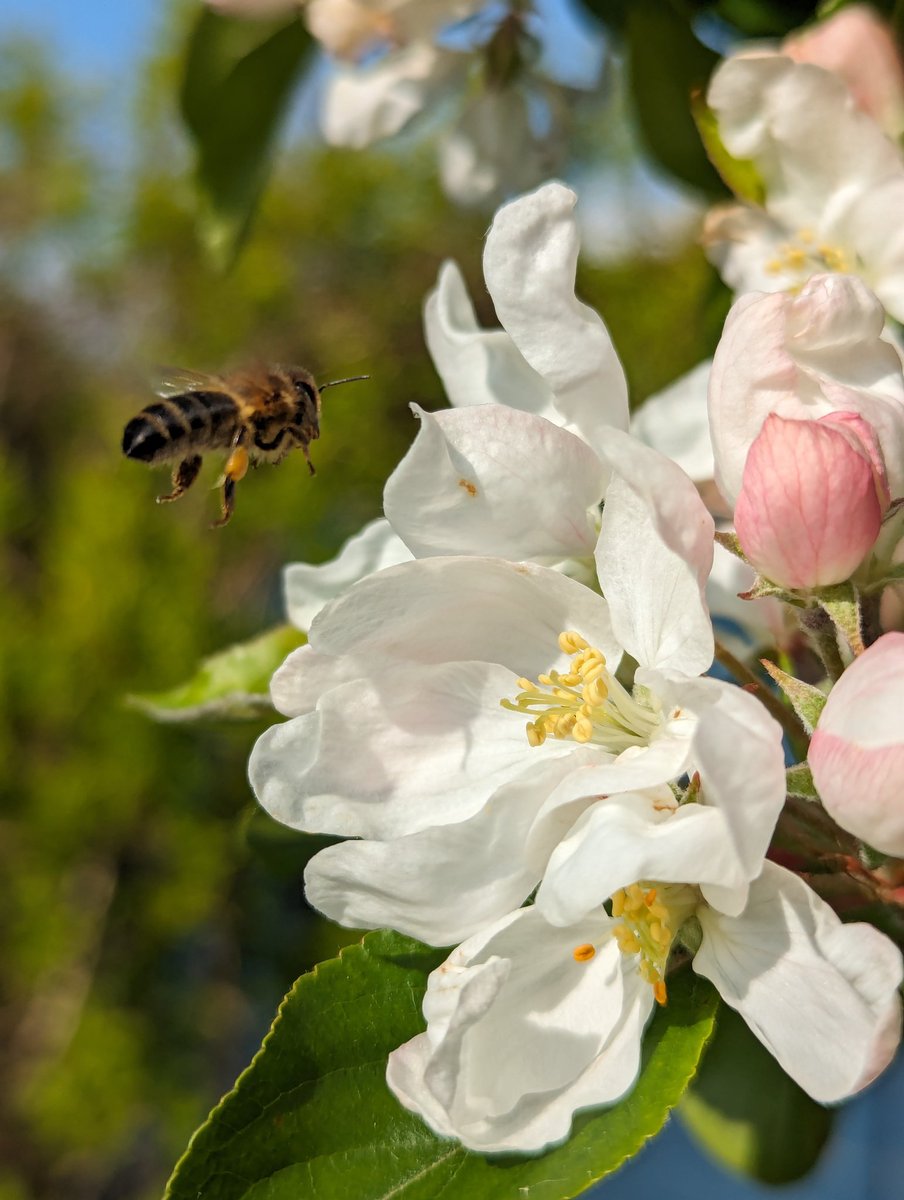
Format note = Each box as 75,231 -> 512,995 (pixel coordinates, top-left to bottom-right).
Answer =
809,633 -> 904,857
734,412 -> 889,590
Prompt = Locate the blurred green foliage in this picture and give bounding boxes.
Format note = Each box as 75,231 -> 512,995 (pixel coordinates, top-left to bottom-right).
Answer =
0,6 -> 731,1198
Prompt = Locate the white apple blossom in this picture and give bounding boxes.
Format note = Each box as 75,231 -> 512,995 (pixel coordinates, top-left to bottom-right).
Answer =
387,856 -> 902,1152
703,52 -> 904,321
319,4 -> 605,206
250,435 -> 789,949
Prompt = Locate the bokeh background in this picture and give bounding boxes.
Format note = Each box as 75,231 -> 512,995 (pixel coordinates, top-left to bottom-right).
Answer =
1,2 -> 900,1198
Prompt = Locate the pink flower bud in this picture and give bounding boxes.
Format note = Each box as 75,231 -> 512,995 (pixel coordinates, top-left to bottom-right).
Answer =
734,412 -> 889,590
784,5 -> 904,137
810,633 -> 904,856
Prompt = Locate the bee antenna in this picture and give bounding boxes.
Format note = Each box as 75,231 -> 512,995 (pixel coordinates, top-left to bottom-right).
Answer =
319,374 -> 371,392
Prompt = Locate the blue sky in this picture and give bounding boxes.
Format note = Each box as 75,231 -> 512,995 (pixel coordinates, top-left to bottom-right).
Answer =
0,0 -> 159,78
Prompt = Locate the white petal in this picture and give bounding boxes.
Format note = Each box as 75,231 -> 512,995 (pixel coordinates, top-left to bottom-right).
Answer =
387,905 -> 653,1153
595,432 -> 714,675
308,555 -> 621,677
383,404 -> 604,560
695,862 -> 904,1102
483,181 -> 630,451
536,788 -> 746,927
630,360 -> 715,483
250,659 -> 563,838
283,518 -> 412,631
303,752 -> 581,946
653,674 -> 786,914
320,41 -> 455,148
424,260 -> 555,416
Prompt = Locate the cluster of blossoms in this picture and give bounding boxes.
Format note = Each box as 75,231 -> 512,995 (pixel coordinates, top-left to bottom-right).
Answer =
205,0 -> 604,205
248,121 -> 904,1147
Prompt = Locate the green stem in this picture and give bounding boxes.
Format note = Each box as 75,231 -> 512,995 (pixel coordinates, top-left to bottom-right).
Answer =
713,641 -> 809,761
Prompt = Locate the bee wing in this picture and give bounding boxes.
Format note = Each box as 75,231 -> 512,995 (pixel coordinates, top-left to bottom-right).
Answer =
152,366 -> 225,398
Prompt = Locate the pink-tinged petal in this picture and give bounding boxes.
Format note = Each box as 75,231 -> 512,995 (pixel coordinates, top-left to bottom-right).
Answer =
482,182 -> 630,451
383,404 -> 604,561
784,5 -> 904,138
734,413 -> 884,589
303,753 -> 581,946
709,275 -> 904,506
387,905 -> 652,1153
423,260 -> 555,416
283,518 -> 411,632
810,632 -> 904,855
595,431 -> 714,675
695,863 -> 903,1102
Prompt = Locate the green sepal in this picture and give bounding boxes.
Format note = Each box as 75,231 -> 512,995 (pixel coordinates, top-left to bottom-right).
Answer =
713,529 -> 748,562
179,10 -> 312,269
680,1004 -> 833,1184
815,581 -> 864,656
760,660 -> 826,735
785,762 -> 820,801
691,95 -> 766,206
164,931 -> 718,1200
128,624 -> 305,722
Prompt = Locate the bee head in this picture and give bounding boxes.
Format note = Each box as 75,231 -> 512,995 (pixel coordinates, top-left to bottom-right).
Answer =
286,367 -> 321,433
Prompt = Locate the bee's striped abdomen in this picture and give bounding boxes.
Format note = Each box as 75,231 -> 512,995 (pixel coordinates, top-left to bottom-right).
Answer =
122,391 -> 238,462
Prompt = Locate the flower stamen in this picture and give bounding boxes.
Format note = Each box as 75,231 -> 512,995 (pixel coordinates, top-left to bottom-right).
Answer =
610,882 -> 697,1006
501,630 -> 660,752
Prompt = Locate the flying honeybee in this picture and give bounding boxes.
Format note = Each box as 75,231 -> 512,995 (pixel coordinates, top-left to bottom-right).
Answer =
121,364 -> 368,526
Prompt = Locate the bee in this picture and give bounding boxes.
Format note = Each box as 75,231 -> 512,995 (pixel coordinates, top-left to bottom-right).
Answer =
121,364 -> 368,526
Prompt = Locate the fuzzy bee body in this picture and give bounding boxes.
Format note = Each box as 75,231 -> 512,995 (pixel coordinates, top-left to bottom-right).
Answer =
122,364 -> 331,526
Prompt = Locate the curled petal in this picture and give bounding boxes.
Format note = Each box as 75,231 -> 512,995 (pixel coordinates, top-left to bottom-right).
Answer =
387,906 -> 651,1152
424,260 -> 554,415
483,181 -> 629,452
383,404 -> 604,561
695,862 -> 903,1103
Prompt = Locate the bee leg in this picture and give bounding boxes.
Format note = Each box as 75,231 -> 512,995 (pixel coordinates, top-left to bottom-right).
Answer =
301,442 -> 316,476
157,455 -> 202,504
211,445 -> 249,528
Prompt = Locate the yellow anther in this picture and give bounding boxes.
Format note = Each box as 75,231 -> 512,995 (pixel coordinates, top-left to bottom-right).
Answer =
526,723 -> 545,747
538,673 -> 553,686
573,943 -> 596,963
765,258 -> 785,275
614,928 -> 641,954
611,888 -> 626,917
583,677 -> 609,707
516,677 -> 533,691
649,920 -> 663,943
644,888 -> 657,906
572,717 -> 593,743
654,980 -> 668,1006
558,631 -> 588,653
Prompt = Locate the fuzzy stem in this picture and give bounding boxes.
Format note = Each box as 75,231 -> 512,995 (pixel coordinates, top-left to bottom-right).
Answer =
798,605 -> 845,681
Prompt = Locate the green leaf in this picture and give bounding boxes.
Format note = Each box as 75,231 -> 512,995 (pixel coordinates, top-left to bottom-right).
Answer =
680,1003 -> 833,1184
692,96 -> 766,205
128,624 -> 304,722
164,930 -> 718,1200
179,10 -> 312,268
625,1 -> 727,197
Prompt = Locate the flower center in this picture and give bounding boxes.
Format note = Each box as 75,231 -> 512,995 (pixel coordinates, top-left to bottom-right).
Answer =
765,227 -> 853,281
610,882 -> 697,1005
501,630 -> 660,752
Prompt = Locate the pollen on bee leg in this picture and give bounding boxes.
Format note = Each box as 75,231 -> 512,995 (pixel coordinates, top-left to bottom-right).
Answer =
225,445 -> 249,481
572,943 -> 596,963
